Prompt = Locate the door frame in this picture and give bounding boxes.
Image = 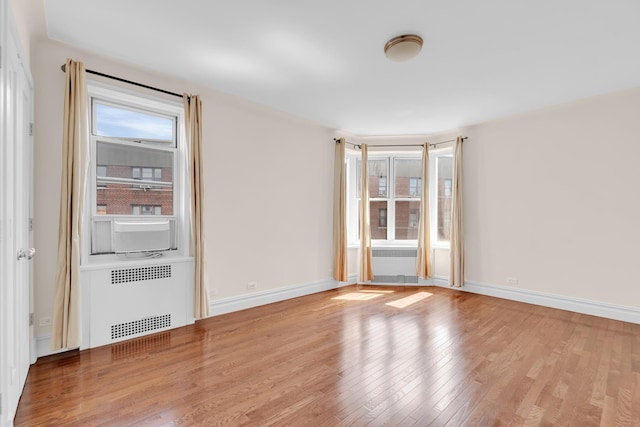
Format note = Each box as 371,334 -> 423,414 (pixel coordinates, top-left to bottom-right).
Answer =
0,1 -> 35,424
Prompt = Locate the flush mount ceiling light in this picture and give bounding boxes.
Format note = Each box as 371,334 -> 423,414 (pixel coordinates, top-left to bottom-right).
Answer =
384,34 -> 423,62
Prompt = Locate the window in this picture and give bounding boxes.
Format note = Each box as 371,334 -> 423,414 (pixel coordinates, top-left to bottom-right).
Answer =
96,165 -> 107,188
132,167 -> 163,181
409,177 -> 421,197
348,147 -> 453,246
444,178 -> 452,197
88,85 -> 184,255
132,205 -> 162,215
378,208 -> 387,228
394,158 -> 421,240
356,158 -> 389,240
355,155 -> 420,242
409,209 -> 419,228
436,156 -> 453,242
378,176 -> 387,196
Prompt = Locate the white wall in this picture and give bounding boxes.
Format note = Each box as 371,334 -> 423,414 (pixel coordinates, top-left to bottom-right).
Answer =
462,86 -> 640,307
31,38 -> 336,339
6,0 -> 45,67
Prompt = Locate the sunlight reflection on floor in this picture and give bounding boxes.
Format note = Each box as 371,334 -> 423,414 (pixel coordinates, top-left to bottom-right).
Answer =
386,291 -> 433,308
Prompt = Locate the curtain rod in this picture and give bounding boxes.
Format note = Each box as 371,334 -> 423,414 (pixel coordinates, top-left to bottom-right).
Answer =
334,136 -> 467,149
60,63 -> 185,99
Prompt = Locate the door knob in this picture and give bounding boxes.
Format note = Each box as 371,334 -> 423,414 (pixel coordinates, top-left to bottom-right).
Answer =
17,248 -> 35,260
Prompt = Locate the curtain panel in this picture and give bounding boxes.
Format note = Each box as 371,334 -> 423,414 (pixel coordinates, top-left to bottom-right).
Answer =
416,144 -> 432,278
51,59 -> 90,350
449,136 -> 465,287
184,94 -> 210,319
333,139 -> 348,282
359,144 -> 374,282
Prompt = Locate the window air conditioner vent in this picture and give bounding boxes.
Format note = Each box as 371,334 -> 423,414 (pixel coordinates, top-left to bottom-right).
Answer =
111,314 -> 171,340
111,265 -> 172,284
113,220 -> 171,253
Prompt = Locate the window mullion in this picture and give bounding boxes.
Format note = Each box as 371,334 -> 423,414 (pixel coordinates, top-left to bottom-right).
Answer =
387,156 -> 395,242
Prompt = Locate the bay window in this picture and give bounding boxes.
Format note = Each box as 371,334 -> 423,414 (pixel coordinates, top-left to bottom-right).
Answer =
347,147 -> 453,247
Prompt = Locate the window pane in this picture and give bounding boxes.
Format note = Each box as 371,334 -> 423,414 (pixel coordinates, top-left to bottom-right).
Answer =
94,101 -> 175,143
370,201 -> 387,240
394,159 -> 422,197
96,141 -> 173,215
356,158 -> 389,198
437,156 -> 453,241
369,159 -> 388,198
395,201 -> 420,240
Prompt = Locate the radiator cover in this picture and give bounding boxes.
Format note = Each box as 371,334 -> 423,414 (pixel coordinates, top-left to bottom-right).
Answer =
372,248 -> 419,284
80,258 -> 194,349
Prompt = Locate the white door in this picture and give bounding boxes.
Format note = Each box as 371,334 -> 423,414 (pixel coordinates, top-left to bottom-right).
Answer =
1,15 -> 34,425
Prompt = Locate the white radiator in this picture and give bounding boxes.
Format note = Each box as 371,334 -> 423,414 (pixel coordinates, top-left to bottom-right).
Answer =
371,249 -> 418,283
80,258 -> 194,349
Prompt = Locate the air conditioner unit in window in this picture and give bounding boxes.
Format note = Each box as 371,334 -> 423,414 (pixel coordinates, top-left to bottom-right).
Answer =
113,220 -> 171,253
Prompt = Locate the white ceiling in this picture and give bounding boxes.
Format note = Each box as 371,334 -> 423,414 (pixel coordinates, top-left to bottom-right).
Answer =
45,0 -> 640,136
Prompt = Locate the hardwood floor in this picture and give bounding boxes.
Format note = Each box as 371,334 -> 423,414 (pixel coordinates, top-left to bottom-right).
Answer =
15,285 -> 640,426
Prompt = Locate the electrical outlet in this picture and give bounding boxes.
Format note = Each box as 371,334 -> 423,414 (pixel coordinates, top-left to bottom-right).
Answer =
39,316 -> 52,327
506,277 -> 519,285
247,282 -> 257,290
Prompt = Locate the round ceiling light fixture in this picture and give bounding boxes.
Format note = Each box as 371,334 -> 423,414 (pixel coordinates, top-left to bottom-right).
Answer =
384,34 -> 423,62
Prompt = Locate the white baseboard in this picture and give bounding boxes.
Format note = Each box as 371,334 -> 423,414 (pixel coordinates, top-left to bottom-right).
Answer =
35,335 -> 70,359
428,277 -> 640,324
346,273 -> 358,286
209,277 -> 340,317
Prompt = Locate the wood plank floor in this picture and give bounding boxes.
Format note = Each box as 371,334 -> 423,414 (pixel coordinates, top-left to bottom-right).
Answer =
15,285 -> 640,426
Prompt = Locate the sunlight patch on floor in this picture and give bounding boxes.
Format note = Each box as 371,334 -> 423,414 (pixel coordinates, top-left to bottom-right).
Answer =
332,292 -> 386,301
385,291 -> 433,308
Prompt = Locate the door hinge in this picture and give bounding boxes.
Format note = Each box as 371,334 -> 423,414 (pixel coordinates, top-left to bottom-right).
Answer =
30,313 -> 34,326
30,218 -> 33,231
29,122 -> 33,136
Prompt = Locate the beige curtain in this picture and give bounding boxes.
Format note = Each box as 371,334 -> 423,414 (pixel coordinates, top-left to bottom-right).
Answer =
51,59 -> 89,350
184,94 -> 209,319
449,136 -> 465,287
416,144 -> 431,278
333,139 -> 348,282
359,144 -> 374,282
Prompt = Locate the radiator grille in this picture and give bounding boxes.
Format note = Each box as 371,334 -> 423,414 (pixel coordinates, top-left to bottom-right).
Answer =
372,249 -> 417,257
111,265 -> 171,284
111,314 -> 171,340
373,275 -> 419,284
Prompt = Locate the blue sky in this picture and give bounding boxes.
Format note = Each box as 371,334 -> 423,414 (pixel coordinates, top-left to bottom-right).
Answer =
95,103 -> 173,141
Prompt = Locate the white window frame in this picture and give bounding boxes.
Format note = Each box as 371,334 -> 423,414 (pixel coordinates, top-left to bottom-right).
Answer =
83,82 -> 189,263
